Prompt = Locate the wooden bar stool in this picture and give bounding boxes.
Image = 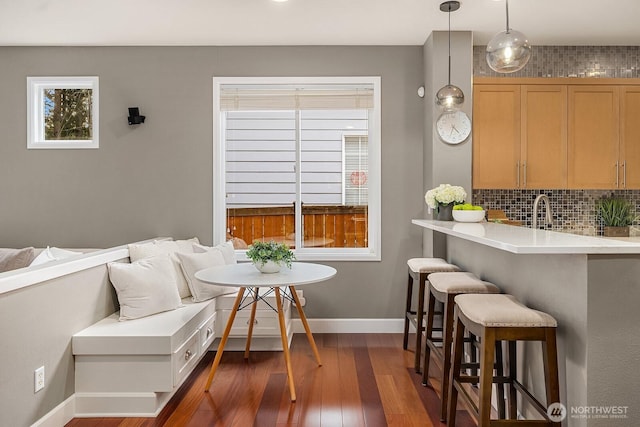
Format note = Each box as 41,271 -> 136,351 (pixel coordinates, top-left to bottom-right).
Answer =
403,258 -> 460,372
422,272 -> 501,422
448,294 -> 561,427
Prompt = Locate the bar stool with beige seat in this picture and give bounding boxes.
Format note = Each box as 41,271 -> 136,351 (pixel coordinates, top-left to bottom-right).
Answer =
448,293 -> 561,427
403,258 -> 460,372
422,272 -> 501,423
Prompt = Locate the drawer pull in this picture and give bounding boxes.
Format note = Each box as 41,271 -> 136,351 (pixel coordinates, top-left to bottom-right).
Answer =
247,319 -> 258,326
184,350 -> 193,361
206,327 -> 213,338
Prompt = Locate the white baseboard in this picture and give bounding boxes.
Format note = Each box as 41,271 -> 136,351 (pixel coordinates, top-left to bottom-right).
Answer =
31,394 -> 75,427
292,318 -> 405,333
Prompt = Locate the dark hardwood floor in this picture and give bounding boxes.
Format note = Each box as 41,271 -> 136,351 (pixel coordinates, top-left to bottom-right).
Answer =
66,333 -> 475,427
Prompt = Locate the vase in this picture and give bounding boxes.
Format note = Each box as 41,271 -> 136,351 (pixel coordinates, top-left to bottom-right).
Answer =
603,226 -> 630,237
436,203 -> 454,221
254,260 -> 282,274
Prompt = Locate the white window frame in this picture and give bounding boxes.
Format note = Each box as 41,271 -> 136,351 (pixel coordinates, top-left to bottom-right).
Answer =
27,76 -> 99,149
213,76 -> 381,261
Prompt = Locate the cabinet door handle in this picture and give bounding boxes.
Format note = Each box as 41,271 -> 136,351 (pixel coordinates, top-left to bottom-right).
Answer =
206,327 -> 213,338
523,162 -> 527,188
615,162 -> 619,188
623,161 -> 627,188
516,162 -> 520,188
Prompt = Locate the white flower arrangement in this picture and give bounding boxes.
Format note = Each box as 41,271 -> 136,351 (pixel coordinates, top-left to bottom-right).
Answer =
425,184 -> 467,210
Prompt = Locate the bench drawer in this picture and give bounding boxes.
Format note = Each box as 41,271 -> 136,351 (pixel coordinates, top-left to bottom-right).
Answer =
199,312 -> 216,352
173,330 -> 199,386
218,303 -> 290,337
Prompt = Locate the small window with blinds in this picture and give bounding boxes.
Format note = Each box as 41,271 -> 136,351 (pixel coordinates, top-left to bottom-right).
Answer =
213,77 -> 381,261
343,135 -> 368,206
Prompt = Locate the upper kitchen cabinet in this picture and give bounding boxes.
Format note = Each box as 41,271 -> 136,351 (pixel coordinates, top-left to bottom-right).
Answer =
473,84 -> 521,189
473,81 -> 567,189
621,86 -> 640,189
568,85 -> 619,189
474,78 -> 640,190
521,85 -> 567,188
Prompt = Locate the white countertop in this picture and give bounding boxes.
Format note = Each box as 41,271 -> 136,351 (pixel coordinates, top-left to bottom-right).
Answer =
412,219 -> 640,254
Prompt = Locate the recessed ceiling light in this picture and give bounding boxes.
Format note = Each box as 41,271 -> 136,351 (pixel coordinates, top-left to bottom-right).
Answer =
272,0 -> 289,2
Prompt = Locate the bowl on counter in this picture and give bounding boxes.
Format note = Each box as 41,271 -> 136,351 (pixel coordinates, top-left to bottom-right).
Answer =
452,209 -> 486,223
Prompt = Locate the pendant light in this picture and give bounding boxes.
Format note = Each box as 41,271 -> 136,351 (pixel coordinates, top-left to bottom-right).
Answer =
486,0 -> 531,73
435,1 -> 464,111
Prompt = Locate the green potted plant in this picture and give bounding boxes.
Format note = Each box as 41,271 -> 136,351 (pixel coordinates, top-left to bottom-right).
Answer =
596,196 -> 637,237
246,240 -> 296,273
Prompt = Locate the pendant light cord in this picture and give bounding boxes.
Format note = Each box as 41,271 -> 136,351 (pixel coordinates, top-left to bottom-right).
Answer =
447,3 -> 451,85
505,0 -> 510,33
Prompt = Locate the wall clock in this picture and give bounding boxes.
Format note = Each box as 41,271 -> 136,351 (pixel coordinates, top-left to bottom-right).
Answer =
436,110 -> 471,145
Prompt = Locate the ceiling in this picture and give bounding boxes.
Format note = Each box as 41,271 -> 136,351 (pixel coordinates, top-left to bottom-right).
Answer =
1,0 -> 639,47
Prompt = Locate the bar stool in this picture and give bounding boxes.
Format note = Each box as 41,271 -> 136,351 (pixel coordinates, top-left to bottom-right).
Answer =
422,272 -> 501,422
403,258 -> 460,372
448,294 -> 560,427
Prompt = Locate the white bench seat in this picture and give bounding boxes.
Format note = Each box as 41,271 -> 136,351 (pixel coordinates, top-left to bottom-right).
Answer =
72,298 -> 217,416
72,290 -> 292,417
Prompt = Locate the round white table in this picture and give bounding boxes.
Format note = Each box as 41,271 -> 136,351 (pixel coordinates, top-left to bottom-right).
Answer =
195,262 -> 336,402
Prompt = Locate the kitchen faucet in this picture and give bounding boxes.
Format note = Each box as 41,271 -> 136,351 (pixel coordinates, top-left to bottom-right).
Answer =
532,194 -> 553,229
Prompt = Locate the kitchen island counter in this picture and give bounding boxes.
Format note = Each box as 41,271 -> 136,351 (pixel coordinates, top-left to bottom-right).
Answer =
412,219 -> 640,254
414,218 -> 640,427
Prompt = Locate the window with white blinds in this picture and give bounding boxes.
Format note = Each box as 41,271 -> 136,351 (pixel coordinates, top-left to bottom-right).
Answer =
343,135 -> 368,206
213,77 -> 381,261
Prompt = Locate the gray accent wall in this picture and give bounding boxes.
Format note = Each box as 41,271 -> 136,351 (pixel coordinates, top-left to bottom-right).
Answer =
0,265 -> 119,427
0,46 -> 424,320
422,32 -> 473,256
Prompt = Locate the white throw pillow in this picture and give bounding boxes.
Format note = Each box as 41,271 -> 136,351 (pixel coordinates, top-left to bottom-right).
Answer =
193,241 -> 237,265
173,237 -> 200,252
176,251 -> 237,302
108,255 -> 182,321
128,238 -> 199,299
30,246 -> 82,266
0,247 -> 35,272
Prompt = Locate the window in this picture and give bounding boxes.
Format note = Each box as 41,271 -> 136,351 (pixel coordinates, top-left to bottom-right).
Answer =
213,77 -> 381,261
343,134 -> 368,206
27,76 -> 99,149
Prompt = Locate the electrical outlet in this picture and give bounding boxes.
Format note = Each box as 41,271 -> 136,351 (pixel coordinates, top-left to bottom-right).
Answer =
34,366 -> 44,393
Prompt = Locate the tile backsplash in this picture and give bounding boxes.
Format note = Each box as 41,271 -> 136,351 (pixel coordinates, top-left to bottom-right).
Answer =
473,45 -> 640,78
473,189 -> 640,236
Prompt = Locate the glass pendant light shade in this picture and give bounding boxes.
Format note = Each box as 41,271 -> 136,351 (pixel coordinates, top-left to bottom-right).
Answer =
436,84 -> 465,111
435,1 -> 464,111
486,0 -> 531,73
486,28 -> 531,73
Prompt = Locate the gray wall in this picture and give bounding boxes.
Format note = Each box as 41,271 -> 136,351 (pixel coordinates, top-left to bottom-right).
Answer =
0,45 -> 425,319
0,265 -> 119,427
422,32 -> 473,256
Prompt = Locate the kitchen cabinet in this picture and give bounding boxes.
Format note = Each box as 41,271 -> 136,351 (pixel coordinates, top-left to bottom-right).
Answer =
521,85 -> 567,188
621,86 -> 640,189
472,84 -> 521,189
567,85 -> 619,189
473,83 -> 566,189
473,78 -> 640,190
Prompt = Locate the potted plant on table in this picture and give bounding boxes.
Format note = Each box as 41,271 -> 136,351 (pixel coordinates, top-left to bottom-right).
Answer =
596,196 -> 637,237
246,240 -> 296,273
425,184 -> 467,221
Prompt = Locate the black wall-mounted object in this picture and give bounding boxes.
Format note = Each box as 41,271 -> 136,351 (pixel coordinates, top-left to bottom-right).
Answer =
127,107 -> 146,125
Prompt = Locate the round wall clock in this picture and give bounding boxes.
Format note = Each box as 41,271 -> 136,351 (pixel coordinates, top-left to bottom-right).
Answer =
436,110 -> 471,145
